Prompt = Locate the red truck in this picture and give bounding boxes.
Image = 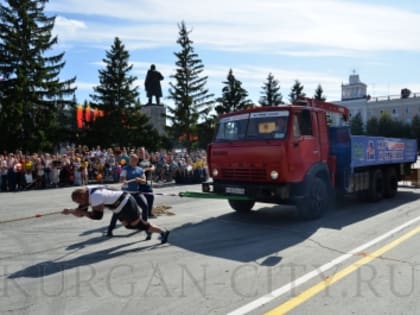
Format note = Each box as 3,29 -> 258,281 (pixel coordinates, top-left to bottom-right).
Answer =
202,98 -> 418,219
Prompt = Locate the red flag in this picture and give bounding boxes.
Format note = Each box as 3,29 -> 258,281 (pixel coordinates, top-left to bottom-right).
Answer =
93,108 -> 99,121
85,106 -> 91,122
76,106 -> 83,128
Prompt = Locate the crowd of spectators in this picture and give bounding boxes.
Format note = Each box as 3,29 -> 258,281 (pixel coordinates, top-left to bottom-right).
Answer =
0,145 -> 208,192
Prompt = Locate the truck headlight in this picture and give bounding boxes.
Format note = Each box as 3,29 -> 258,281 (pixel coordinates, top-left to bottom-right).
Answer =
212,169 -> 219,177
270,170 -> 279,180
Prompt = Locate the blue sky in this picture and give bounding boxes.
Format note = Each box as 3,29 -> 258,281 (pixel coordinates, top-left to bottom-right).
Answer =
43,0 -> 420,105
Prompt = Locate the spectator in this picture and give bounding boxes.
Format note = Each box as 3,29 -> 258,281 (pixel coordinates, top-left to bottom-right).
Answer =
0,154 -> 7,191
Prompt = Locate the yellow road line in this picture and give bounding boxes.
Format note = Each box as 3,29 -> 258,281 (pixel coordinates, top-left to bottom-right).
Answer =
265,224 -> 420,315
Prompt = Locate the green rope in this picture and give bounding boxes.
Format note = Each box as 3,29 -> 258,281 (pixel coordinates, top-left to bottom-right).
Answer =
179,191 -> 252,201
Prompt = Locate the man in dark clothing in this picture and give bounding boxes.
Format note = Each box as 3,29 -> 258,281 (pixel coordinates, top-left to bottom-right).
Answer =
62,186 -> 170,244
137,146 -> 155,218
107,153 -> 151,237
145,64 -> 164,105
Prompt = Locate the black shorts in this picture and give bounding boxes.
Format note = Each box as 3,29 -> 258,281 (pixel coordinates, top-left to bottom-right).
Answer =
117,196 -> 140,223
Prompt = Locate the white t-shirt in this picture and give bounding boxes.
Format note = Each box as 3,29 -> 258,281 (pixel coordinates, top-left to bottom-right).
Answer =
88,187 -> 128,213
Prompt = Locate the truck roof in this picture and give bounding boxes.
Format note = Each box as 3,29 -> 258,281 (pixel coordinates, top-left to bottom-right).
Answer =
218,104 -> 322,118
218,98 -> 350,121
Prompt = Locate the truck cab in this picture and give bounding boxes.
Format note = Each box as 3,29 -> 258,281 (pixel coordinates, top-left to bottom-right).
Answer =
204,103 -> 335,219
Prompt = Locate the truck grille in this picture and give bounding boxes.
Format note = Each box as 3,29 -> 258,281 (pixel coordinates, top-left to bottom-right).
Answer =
221,168 -> 267,181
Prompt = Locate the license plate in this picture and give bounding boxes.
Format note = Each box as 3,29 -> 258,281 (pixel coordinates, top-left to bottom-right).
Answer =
226,187 -> 245,195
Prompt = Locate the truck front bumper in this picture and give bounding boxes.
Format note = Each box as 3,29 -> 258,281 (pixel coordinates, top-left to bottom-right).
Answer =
202,179 -> 291,204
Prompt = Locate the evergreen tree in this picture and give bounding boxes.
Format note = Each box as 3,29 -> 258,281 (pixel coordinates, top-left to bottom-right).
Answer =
0,0 -> 76,151
289,80 -> 306,104
350,112 -> 364,135
196,116 -> 216,150
259,73 -> 283,106
215,69 -> 253,114
411,115 -> 420,148
383,115 -> 410,138
314,84 -> 326,101
167,21 -> 214,150
366,116 -> 379,135
90,37 -> 154,147
378,112 -> 395,137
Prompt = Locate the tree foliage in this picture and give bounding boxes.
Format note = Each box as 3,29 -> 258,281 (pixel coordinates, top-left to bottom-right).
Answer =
366,116 -> 379,135
365,113 -> 411,138
289,80 -> 306,104
167,21 -> 214,150
411,115 -> 420,148
0,0 -> 76,151
215,69 -> 252,114
314,84 -> 326,101
259,73 -> 283,106
350,112 -> 364,135
89,37 -> 158,148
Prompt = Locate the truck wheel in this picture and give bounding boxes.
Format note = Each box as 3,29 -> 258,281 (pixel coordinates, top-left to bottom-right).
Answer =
384,168 -> 398,198
228,199 -> 255,213
368,169 -> 384,202
296,177 -> 328,220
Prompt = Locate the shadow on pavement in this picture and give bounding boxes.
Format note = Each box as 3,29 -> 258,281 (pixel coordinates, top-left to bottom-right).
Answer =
8,190 -> 418,278
166,190 -> 419,264
8,229 -> 159,279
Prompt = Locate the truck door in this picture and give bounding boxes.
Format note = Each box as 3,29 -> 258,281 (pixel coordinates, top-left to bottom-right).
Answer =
288,109 -> 321,182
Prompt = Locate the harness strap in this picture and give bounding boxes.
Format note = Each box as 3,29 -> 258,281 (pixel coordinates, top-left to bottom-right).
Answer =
108,192 -> 129,210
89,187 -> 129,212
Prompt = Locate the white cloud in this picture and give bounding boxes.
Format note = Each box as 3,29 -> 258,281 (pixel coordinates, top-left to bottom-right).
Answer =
53,16 -> 87,36
45,0 -> 420,103
75,81 -> 95,92
46,0 -> 420,54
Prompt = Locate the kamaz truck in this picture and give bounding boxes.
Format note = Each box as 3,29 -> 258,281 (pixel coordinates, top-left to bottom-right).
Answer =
202,98 -> 418,219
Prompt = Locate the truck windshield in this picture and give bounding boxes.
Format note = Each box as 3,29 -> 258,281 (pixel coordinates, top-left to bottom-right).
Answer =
214,111 -> 290,142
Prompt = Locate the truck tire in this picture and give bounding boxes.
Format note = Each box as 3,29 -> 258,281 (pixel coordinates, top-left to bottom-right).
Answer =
296,177 -> 328,220
368,169 -> 384,202
384,167 -> 398,198
228,199 -> 255,213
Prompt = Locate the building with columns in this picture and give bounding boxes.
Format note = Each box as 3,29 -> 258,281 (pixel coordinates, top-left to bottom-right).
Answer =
335,73 -> 420,126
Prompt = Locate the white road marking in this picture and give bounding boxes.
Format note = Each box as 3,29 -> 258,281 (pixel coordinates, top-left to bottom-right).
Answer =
227,213 -> 420,315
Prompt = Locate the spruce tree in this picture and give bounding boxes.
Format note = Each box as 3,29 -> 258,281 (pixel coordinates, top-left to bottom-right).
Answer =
90,37 -> 154,147
167,21 -> 214,150
350,112 -> 364,135
215,69 -> 253,114
314,84 -> 326,101
377,113 -> 395,137
366,116 -> 379,136
289,80 -> 306,104
259,73 -> 283,106
0,0 -> 76,151
411,115 -> 420,148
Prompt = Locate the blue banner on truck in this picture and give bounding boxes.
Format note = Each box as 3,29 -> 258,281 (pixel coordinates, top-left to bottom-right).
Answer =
351,136 -> 418,168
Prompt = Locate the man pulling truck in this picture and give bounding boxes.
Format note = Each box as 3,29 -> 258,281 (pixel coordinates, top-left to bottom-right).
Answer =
62,186 -> 170,244
107,153 -> 153,238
